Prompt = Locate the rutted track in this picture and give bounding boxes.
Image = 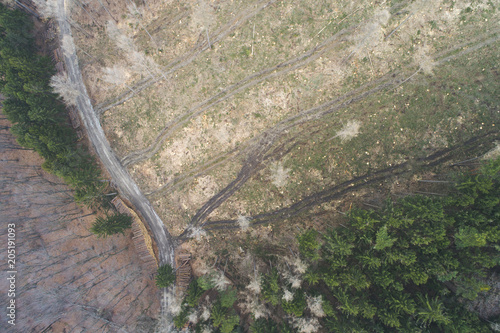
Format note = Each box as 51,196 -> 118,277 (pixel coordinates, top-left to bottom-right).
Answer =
181,33 -> 500,228
146,148 -> 240,198
121,24 -> 359,166
148,71 -> 398,199
94,0 -> 278,115
186,73 -> 400,227
195,131 -> 500,233
121,28 -> 500,170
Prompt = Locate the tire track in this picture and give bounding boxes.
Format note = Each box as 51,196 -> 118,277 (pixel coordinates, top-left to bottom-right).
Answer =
122,26 -> 499,168
187,134 -> 304,229
187,73 -> 399,227
432,28 -> 500,62
149,29 -> 499,214
146,148 -> 239,198
94,0 -> 278,115
435,34 -> 500,66
85,30 -> 500,201
181,33 -> 500,228
121,24 -> 360,166
197,131 -> 500,233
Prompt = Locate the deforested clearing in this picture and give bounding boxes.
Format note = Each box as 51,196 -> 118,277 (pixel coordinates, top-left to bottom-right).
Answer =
59,0 -> 500,331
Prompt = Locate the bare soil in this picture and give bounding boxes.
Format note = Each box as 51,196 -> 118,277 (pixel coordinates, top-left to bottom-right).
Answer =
0,116 -> 159,332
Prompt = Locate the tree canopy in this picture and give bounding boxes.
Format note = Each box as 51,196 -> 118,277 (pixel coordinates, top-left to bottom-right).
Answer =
0,4 -> 115,214
298,158 -> 499,332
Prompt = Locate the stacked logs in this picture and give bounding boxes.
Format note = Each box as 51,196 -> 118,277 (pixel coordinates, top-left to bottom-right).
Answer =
176,252 -> 192,297
67,106 -> 83,140
130,221 -> 157,270
111,197 -> 157,270
52,48 -> 65,74
68,106 -> 81,129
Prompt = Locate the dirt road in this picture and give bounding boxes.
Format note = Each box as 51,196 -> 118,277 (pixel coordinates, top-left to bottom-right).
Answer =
55,0 -> 174,267
54,4 -> 176,326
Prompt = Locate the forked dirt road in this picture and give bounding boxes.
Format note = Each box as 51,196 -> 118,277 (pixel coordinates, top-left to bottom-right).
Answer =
55,0 -> 174,268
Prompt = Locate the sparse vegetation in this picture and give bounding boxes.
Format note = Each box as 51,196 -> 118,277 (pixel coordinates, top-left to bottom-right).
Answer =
76,0 -> 497,239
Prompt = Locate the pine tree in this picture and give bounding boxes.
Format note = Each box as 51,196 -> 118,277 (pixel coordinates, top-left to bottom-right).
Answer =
297,229 -> 321,261
416,295 -> 451,327
220,311 -> 240,333
373,226 -> 396,250
250,318 -> 279,333
211,301 -> 226,328
155,264 -> 176,288
261,268 -> 281,306
282,290 -> 306,317
185,279 -> 204,307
